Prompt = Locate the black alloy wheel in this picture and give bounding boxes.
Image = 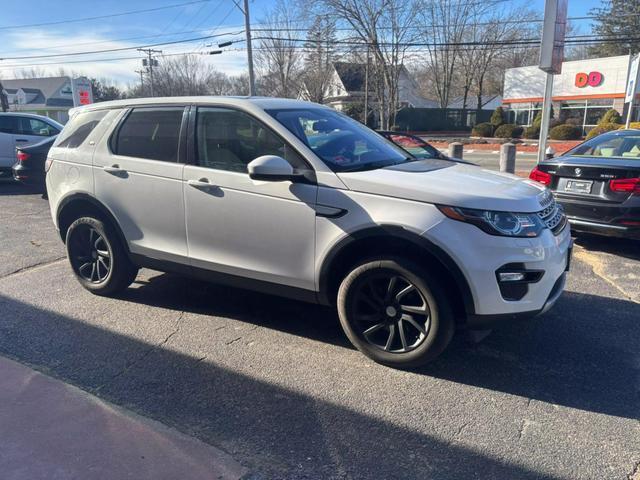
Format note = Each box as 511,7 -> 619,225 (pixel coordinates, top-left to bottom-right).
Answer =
69,225 -> 112,284
65,216 -> 138,296
337,259 -> 454,368
352,273 -> 431,353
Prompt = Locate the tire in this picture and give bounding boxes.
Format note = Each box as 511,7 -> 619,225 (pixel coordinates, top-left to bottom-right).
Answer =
337,258 -> 455,368
65,216 -> 138,296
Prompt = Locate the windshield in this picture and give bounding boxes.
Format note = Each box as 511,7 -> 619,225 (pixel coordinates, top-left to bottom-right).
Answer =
266,108 -> 410,172
566,131 -> 640,159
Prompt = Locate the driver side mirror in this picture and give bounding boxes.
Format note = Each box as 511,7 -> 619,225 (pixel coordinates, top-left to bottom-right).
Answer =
248,155 -> 299,182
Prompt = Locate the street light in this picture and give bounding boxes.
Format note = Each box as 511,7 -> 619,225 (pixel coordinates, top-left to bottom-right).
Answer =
208,50 -> 223,55
218,41 -> 233,48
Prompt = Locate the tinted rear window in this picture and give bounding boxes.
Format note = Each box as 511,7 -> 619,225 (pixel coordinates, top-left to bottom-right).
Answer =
0,116 -> 18,134
56,110 -> 108,148
114,107 -> 184,162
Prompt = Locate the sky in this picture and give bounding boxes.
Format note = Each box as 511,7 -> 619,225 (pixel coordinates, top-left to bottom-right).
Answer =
0,0 -> 604,87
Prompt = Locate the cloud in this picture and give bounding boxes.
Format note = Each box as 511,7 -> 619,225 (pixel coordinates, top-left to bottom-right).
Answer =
0,26 -> 250,86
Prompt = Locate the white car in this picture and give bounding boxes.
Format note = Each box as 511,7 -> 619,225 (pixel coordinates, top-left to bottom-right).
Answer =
45,97 -> 571,368
0,112 -> 61,178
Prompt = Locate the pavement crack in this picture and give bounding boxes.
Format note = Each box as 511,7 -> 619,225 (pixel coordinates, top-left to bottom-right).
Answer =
95,310 -> 185,392
629,459 -> 640,480
455,422 -> 469,439
225,336 -> 242,346
0,257 -> 66,280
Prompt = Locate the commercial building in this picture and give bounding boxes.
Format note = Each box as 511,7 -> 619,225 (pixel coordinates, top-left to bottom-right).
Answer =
503,55 -> 635,134
0,76 -> 93,124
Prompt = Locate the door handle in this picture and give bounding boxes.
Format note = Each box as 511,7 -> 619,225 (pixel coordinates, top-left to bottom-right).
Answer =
187,178 -> 212,188
103,164 -> 125,174
15,139 -> 28,142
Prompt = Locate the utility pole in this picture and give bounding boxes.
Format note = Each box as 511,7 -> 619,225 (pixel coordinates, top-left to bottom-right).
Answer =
363,45 -> 370,126
134,69 -> 145,95
138,48 -> 161,97
536,0 -> 567,165
242,0 -> 256,96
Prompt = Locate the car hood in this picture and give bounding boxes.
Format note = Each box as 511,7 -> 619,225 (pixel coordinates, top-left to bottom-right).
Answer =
336,160 -> 548,212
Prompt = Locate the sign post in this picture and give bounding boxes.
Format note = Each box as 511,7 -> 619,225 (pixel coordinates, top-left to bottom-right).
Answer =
625,54 -> 639,129
537,0 -> 568,165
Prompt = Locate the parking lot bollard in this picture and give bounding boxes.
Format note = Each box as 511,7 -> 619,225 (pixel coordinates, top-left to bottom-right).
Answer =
448,142 -> 463,160
500,143 -> 516,173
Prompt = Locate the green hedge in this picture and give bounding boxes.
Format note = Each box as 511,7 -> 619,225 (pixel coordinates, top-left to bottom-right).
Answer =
598,109 -> 622,125
471,122 -> 493,137
494,123 -> 523,138
586,122 -> 620,139
549,124 -> 582,140
490,107 -> 506,127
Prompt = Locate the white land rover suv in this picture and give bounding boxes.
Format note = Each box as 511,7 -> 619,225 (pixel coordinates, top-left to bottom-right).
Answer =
46,97 -> 571,368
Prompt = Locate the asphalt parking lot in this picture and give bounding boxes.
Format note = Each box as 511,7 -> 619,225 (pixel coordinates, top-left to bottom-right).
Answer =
0,182 -> 638,480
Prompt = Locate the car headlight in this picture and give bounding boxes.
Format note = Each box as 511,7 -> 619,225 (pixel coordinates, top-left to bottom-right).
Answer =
437,205 -> 545,237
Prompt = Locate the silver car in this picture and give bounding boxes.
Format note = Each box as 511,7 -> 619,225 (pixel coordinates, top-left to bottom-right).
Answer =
0,112 -> 61,178
45,97 -> 571,368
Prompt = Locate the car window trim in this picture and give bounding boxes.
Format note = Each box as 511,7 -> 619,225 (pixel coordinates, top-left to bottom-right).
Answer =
189,104 -> 316,177
108,105 -> 188,164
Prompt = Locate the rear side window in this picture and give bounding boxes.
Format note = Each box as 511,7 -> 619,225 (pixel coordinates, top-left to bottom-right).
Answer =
0,116 -> 18,134
18,117 -> 59,136
56,110 -> 108,148
114,107 -> 184,162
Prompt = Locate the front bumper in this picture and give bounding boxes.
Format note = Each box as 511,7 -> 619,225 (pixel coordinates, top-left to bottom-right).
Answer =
426,218 -> 572,320
466,270 -> 567,328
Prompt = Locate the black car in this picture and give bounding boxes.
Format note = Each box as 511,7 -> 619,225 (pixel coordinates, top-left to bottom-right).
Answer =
530,129 -> 640,239
12,135 -> 56,191
378,131 -> 474,164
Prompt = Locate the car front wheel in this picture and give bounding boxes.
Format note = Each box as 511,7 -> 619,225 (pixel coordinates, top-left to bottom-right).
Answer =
65,216 -> 138,296
337,258 -> 454,368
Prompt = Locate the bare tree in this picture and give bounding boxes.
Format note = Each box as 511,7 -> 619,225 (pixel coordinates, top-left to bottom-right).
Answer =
255,0 -> 304,98
301,15 -> 337,103
417,0 -> 478,108
149,55 -> 214,97
0,80 -> 8,112
320,0 -> 419,128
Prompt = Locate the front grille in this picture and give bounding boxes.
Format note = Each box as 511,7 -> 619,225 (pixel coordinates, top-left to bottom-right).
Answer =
538,197 -> 567,235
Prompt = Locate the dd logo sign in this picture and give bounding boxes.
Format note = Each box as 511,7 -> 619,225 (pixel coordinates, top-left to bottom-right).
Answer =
575,71 -> 603,88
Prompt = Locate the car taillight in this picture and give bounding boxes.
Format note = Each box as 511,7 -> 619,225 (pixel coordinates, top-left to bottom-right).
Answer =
609,178 -> 640,194
529,166 -> 551,185
16,151 -> 30,162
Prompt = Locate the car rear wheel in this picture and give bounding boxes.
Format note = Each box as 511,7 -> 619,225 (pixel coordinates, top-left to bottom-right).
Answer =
65,216 -> 138,296
337,258 -> 454,368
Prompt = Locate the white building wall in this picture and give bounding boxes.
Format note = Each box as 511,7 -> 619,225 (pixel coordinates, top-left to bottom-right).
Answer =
504,55 -> 630,100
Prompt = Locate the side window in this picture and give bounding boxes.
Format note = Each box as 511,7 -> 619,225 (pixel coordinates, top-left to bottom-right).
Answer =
114,107 -> 184,162
196,107 -> 306,173
56,110 -> 108,148
18,117 -> 58,136
0,116 -> 17,134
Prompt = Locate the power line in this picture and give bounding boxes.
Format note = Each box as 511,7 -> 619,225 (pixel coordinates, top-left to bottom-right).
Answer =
0,31 -> 244,61
0,0 -> 215,31
0,50 -> 225,70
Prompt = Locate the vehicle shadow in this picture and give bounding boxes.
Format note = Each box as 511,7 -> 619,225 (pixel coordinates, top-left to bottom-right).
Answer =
118,269 -> 640,421
0,181 -> 45,196
0,292 -> 562,480
573,231 -> 640,262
